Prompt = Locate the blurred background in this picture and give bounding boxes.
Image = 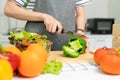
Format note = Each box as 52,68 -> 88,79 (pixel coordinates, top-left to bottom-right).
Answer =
0,0 -> 120,35
0,0 -> 120,51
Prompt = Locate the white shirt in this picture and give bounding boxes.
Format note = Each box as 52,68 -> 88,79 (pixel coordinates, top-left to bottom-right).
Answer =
13,0 -> 91,10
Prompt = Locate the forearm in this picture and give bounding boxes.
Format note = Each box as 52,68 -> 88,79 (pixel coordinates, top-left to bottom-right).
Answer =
76,15 -> 86,31
75,5 -> 86,35
4,0 -> 45,21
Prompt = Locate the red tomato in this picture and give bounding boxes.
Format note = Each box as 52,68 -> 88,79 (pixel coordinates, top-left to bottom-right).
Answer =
94,47 -> 118,65
99,52 -> 120,75
21,37 -> 29,41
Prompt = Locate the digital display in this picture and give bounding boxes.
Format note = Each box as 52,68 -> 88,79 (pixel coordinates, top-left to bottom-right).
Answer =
97,22 -> 112,30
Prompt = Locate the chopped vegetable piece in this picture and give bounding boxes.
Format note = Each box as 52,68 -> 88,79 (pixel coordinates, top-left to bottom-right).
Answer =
68,37 -> 86,54
62,37 -> 86,58
42,59 -> 62,75
69,39 -> 82,51
62,45 -> 80,58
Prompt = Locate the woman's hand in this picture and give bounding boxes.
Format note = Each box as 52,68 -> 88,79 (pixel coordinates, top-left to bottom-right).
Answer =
76,31 -> 89,53
43,14 -> 63,34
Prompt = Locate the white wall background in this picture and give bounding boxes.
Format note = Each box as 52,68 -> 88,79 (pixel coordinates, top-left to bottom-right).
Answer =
0,0 -> 9,34
0,0 -> 26,35
85,0 -> 108,18
84,0 -> 120,23
0,0 -> 120,35
108,0 -> 120,23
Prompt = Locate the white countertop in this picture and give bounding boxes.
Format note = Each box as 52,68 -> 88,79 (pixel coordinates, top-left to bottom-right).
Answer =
13,51 -> 120,80
13,62 -> 120,80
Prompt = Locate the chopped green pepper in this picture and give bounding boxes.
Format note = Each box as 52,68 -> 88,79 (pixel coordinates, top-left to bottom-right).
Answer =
68,37 -> 86,54
68,39 -> 82,51
78,37 -> 86,54
62,37 -> 86,58
62,45 -> 80,58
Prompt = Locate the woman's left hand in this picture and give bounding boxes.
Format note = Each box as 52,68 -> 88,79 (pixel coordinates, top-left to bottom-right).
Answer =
76,31 -> 89,53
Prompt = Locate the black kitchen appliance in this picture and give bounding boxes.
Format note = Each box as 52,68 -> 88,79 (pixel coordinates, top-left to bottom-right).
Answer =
86,18 -> 114,34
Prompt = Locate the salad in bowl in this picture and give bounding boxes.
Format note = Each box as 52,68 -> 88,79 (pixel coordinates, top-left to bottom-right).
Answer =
8,30 -> 52,52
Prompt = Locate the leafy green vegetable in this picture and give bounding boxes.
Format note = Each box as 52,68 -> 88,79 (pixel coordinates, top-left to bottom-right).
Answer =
21,30 -> 31,38
8,30 -> 51,51
42,59 -> 62,75
9,30 -> 47,41
116,47 -> 120,53
0,43 -> 5,54
10,31 -> 24,40
41,41 -> 47,48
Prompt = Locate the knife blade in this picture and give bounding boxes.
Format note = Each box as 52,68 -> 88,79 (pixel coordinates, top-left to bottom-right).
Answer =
60,29 -> 87,38
61,29 -> 78,36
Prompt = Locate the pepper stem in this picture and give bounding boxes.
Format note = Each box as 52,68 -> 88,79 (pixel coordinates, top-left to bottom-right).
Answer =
0,43 -> 6,55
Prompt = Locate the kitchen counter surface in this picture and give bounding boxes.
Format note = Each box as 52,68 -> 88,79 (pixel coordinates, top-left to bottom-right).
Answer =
47,51 -> 94,63
13,51 -> 120,80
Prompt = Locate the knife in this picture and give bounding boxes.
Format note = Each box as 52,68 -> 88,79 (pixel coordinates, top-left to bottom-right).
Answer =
57,28 -> 87,38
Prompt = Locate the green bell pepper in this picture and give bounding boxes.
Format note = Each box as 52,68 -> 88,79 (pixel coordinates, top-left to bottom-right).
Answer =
68,37 -> 86,54
62,45 -> 80,58
68,39 -> 82,51
62,37 -> 86,58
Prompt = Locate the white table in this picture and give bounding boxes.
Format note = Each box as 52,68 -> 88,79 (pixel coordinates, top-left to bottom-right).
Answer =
13,51 -> 120,80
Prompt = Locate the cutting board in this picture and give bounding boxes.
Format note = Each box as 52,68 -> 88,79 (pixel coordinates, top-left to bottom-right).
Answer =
47,51 -> 94,63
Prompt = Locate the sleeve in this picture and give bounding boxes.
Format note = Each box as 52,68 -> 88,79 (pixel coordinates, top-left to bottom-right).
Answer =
13,0 -> 26,7
75,0 -> 91,6
12,0 -> 35,11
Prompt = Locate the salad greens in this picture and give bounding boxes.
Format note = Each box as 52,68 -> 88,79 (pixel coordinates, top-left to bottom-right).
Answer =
8,30 -> 51,51
10,30 -> 47,40
42,59 -> 62,75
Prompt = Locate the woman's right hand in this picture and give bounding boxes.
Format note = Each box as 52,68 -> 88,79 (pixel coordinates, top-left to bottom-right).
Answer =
43,14 -> 63,34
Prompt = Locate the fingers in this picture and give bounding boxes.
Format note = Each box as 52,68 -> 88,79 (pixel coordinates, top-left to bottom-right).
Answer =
56,23 -> 63,34
46,24 -> 57,33
77,33 -> 89,54
50,22 -> 62,34
85,44 -> 89,53
51,25 -> 57,33
46,22 -> 62,33
43,14 -> 63,33
84,37 -> 90,53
